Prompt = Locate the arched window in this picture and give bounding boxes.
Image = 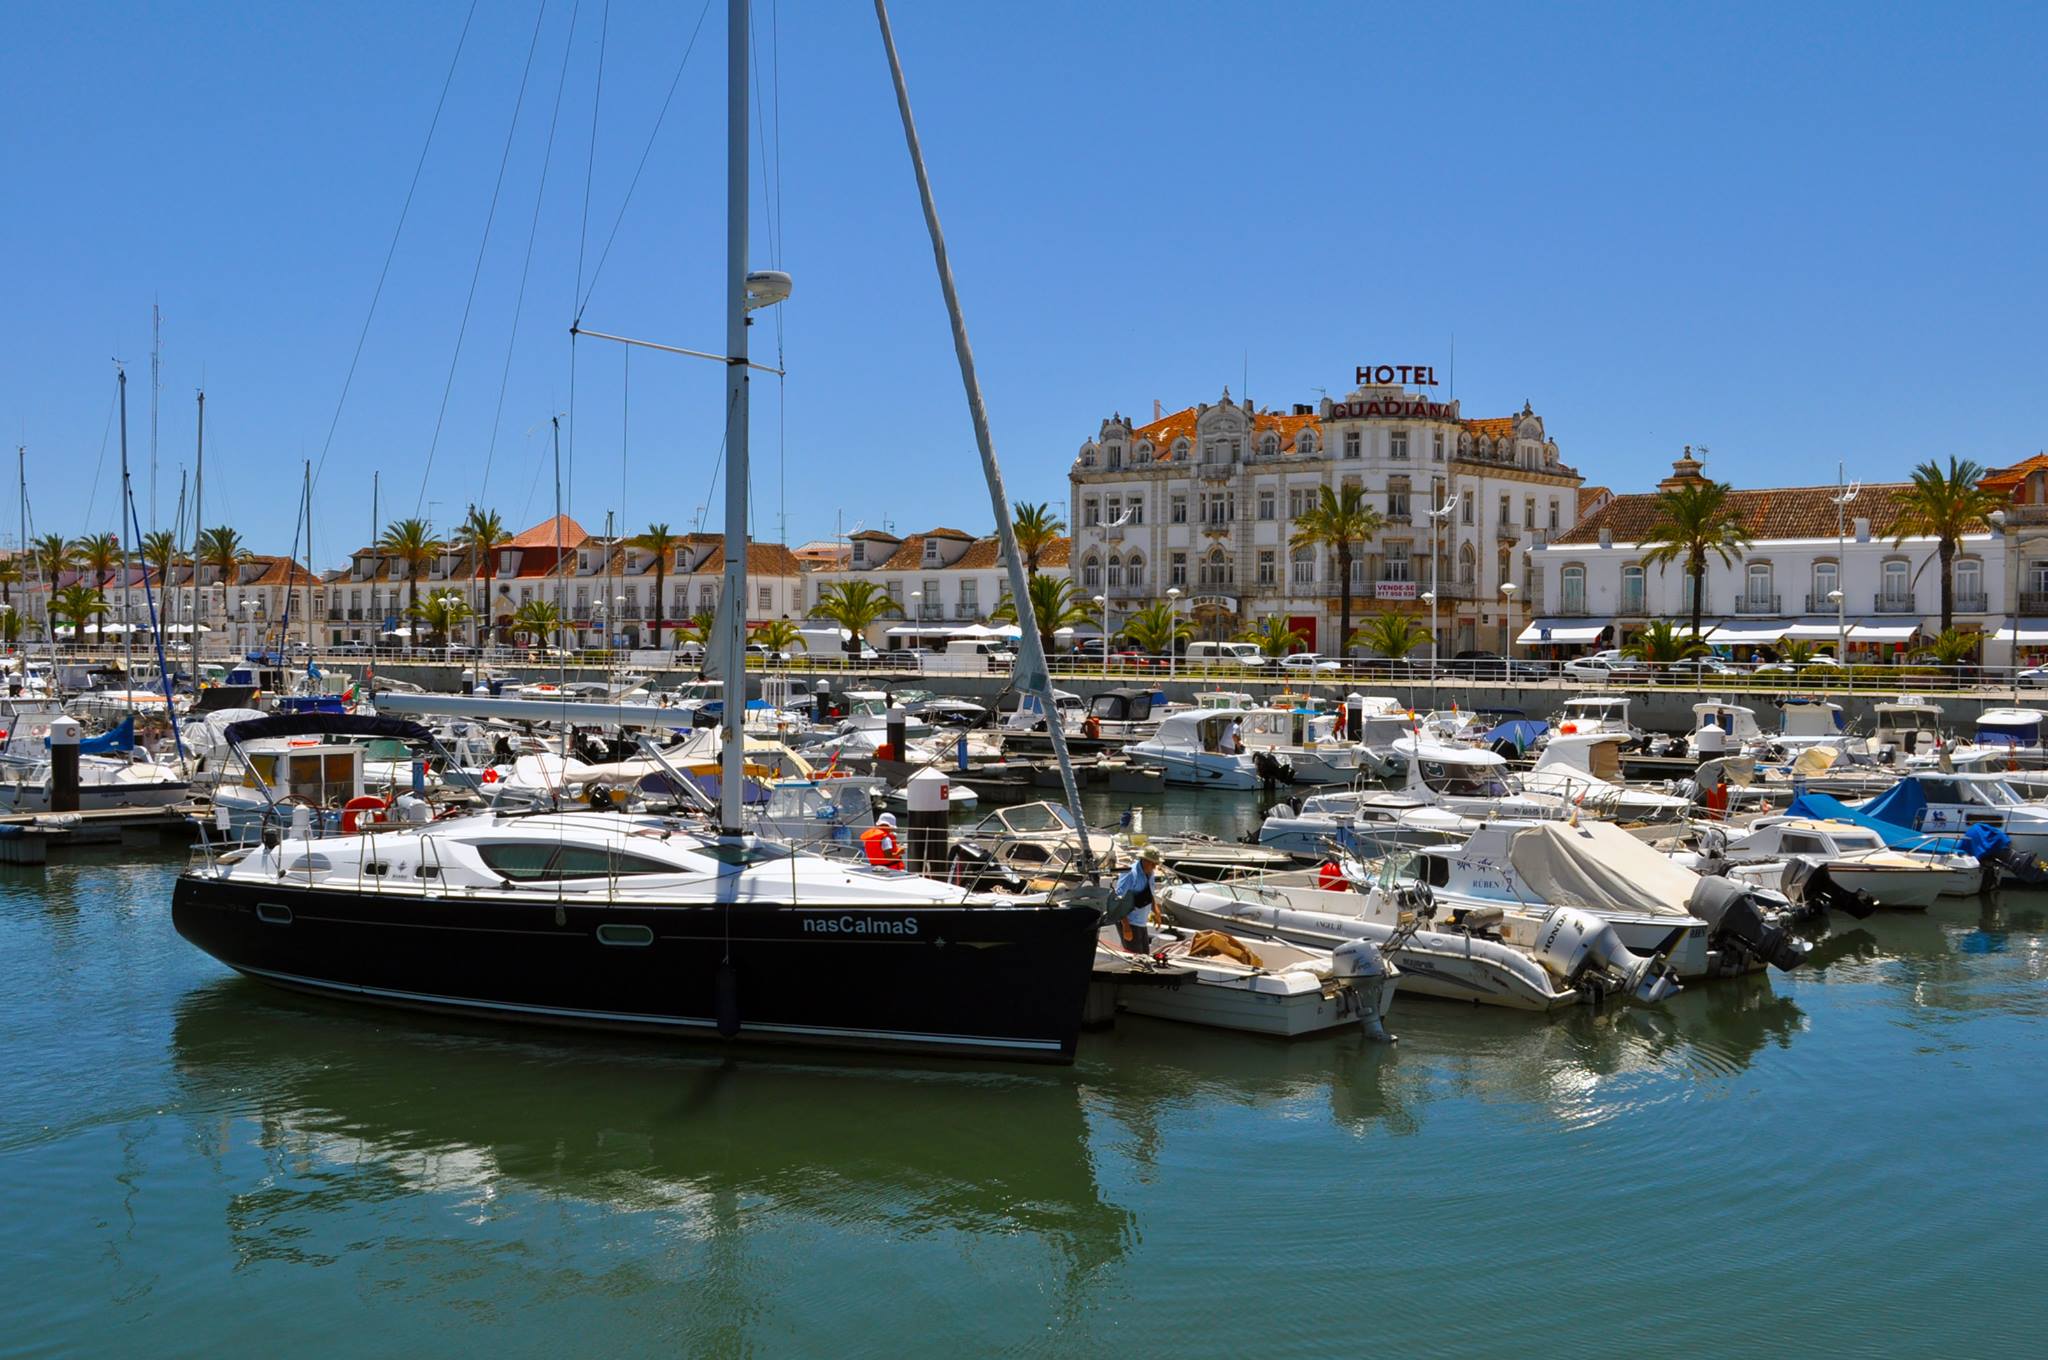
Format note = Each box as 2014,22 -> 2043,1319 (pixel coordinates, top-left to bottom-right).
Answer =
1201,547 -> 1233,587
1125,553 -> 1145,589
1082,554 -> 1101,588
1561,565 -> 1586,612
1881,559 -> 1910,609
1296,430 -> 1316,454
1745,562 -> 1774,610
1171,438 -> 1191,461
1106,444 -> 1123,470
1291,545 -> 1316,587
1106,554 -> 1123,589
1811,560 -> 1838,610
1622,564 -> 1645,613
1080,444 -> 1098,468
1459,543 -> 1477,586
1261,433 -> 1279,456
1134,441 -> 1153,463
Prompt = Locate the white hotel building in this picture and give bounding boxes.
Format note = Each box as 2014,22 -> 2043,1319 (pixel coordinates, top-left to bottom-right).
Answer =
1069,381 -> 1582,654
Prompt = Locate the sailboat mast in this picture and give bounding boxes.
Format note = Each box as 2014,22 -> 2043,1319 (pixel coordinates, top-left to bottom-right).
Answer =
117,365 -> 135,713
717,0 -> 751,836
193,390 -> 204,655
302,460 -> 315,657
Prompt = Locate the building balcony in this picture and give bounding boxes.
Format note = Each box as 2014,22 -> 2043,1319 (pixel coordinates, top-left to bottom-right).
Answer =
2020,590 -> 2048,615
1998,504 -> 2048,526
1495,523 -> 1520,541
1804,591 -> 1843,613
346,609 -> 365,621
1952,592 -> 1989,614
1872,592 -> 1916,615
1732,592 -> 1782,615
953,603 -> 980,620
1551,600 -> 1591,618
325,610 -> 343,622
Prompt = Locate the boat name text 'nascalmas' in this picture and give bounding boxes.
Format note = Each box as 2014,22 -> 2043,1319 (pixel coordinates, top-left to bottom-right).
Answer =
801,914 -> 921,936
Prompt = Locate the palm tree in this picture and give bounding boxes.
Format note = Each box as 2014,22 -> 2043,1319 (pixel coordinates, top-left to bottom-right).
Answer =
377,517 -> 444,621
510,598 -> 563,650
0,607 -> 20,647
749,618 -> 806,656
1926,626 -> 1981,667
1290,485 -> 1385,659
1638,479 -> 1752,641
1621,620 -> 1709,664
409,591 -> 475,649
1892,457 -> 2003,636
0,555 -> 20,609
991,573 -> 1093,656
1120,599 -> 1190,659
451,505 -> 511,648
50,583 -> 108,645
28,532 -> 72,585
629,523 -> 682,646
673,608 -> 718,645
1011,501 -> 1065,577
1348,612 -> 1430,660
194,526 -> 252,636
72,531 -> 122,584
1777,638 -> 1819,667
1237,614 -> 1308,659
811,580 -> 902,655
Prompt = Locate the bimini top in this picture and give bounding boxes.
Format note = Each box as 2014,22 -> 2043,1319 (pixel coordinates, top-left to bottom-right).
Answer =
223,713 -> 436,748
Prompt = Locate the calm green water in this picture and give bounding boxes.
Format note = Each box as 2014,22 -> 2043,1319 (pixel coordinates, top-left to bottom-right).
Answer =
4,837 -> 2044,1358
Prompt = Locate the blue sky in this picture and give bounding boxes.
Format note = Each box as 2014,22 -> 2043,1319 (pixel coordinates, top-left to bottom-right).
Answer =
3,0 -> 2043,565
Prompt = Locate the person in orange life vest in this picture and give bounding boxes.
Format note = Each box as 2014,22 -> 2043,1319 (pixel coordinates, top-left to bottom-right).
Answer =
1081,713 -> 1103,740
1316,860 -> 1349,892
861,812 -> 904,869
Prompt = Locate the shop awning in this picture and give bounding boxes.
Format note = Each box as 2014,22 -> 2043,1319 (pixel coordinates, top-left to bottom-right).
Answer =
1988,618 -> 2048,645
1782,617 -> 1847,640
1705,620 -> 1791,645
1516,618 -> 1609,645
1848,619 -> 1920,642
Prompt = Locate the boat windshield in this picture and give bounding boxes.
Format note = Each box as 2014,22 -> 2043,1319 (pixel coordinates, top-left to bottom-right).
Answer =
1002,803 -> 1076,834
1374,851 -> 1424,892
1971,779 -> 2026,807
1421,761 -> 1510,798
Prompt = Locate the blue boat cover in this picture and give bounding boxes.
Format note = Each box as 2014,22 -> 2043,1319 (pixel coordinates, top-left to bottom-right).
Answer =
79,716 -> 135,755
1482,718 -> 1550,755
1785,785 -> 1965,853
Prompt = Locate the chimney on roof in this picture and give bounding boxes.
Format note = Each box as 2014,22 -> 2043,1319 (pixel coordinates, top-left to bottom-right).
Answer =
1153,399 -> 1161,421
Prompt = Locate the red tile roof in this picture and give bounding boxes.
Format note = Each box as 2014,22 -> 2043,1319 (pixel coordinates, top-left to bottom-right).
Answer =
1132,406 -> 1320,451
1982,454 -> 2048,495
1464,417 -> 1516,440
1551,482 -> 1932,546
504,515 -> 588,549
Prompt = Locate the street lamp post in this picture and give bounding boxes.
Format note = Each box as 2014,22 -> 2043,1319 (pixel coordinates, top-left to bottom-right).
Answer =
1426,493 -> 1458,681
1093,593 -> 1108,673
1420,591 -> 1438,684
1500,581 -> 1518,672
1167,586 -> 1182,679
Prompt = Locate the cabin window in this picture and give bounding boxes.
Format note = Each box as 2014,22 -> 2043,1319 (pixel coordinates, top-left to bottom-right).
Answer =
480,843 -> 558,881
479,843 -> 677,881
1778,833 -> 1826,854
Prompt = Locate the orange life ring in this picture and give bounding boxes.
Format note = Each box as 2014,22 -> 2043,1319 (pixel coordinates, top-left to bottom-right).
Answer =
481,767 -> 500,783
342,794 -> 392,835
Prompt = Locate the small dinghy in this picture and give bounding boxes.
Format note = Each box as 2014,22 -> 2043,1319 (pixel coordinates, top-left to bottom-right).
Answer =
1093,923 -> 1397,1040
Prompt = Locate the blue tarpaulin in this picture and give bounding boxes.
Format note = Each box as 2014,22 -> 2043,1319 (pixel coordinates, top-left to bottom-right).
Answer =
78,716 -> 135,755
1482,718 -> 1550,755
1785,786 -> 1966,853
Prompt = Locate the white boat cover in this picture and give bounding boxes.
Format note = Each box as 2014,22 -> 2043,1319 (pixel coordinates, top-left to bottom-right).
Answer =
1508,821 -> 1699,918
1391,735 -> 1507,767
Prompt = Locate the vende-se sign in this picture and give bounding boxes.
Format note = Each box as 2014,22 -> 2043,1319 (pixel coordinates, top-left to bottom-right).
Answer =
1356,364 -> 1440,386
1374,581 -> 1418,600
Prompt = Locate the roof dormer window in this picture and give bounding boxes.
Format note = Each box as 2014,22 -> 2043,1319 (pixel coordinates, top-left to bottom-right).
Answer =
924,540 -> 941,564
852,542 -> 866,564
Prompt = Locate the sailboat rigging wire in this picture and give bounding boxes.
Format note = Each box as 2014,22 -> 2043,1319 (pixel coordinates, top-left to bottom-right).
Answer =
482,0 -> 584,508
82,383 -> 118,533
415,0 -> 552,517
567,324 -> 783,374
123,480 -> 186,762
566,0 -> 610,528
311,0 -> 480,493
574,0 -> 716,319
871,0 -> 1094,875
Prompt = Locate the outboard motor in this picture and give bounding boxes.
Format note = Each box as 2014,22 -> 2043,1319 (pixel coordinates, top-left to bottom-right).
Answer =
1253,751 -> 1295,786
1528,906 -> 1682,1006
1689,876 -> 1811,972
1963,822 -> 2048,887
1777,859 -> 1876,920
945,842 -> 1026,894
1328,939 -> 1398,1043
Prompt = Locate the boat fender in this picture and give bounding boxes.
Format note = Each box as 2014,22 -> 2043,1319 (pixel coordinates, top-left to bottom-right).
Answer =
341,795 -> 391,835
714,960 -> 741,1038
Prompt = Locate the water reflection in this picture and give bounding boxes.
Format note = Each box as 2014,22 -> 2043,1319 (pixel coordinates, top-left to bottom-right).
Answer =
170,981 -> 1135,1282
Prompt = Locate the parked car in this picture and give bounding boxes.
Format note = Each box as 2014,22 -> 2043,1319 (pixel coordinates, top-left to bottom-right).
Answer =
1562,653 -> 1649,684
2019,665 -> 2048,689
329,642 -> 369,657
1751,653 -> 1841,677
881,648 -> 924,671
1446,650 -> 1548,681
674,641 -> 706,665
1657,657 -> 1745,684
1184,641 -> 1271,669
1279,652 -> 1342,674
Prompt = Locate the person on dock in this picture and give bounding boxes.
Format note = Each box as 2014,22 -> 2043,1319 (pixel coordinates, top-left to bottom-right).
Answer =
861,812 -> 904,870
1109,844 -> 1165,952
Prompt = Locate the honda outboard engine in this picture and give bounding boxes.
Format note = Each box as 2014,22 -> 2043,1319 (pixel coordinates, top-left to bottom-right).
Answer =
1528,906 -> 1682,1006
1689,876 -> 1811,972
1328,940 -> 1398,1043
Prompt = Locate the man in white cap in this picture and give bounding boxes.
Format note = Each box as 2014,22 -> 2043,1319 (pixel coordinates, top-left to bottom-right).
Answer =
1108,844 -> 1165,951
861,811 -> 905,870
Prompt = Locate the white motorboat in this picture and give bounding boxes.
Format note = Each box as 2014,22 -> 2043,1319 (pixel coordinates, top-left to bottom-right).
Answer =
1395,820 -> 1811,978
1698,817 -> 1983,908
1549,695 -> 1641,746
1257,789 -> 1476,860
1159,875 -> 1677,1012
1774,697 -> 1847,752
1872,695 -> 1945,762
1851,770 -> 2048,860
1126,708 -> 1260,789
1093,923 -> 1397,1039
1238,705 -> 1368,785
1687,701 -> 1771,760
1520,732 -> 1692,822
1390,735 -> 1565,819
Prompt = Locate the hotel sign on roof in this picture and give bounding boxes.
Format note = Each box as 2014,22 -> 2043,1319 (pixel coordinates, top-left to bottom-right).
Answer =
1327,396 -> 1459,421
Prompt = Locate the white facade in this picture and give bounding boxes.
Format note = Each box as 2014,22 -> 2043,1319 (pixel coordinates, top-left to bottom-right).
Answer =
1070,384 -> 1581,654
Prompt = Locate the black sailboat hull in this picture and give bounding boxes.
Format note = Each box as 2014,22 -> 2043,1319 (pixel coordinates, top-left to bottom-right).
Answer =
171,875 -> 1101,1063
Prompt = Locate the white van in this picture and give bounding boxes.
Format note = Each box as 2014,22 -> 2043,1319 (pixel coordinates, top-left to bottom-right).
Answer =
932,638 -> 1009,674
1185,641 -> 1269,669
